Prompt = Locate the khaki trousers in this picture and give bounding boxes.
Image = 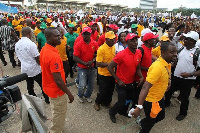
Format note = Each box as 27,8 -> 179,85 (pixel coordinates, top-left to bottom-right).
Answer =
50,94 -> 67,133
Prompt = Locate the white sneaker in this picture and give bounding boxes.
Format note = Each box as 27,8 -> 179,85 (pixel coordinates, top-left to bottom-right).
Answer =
78,97 -> 84,103
172,91 -> 179,98
86,97 -> 92,103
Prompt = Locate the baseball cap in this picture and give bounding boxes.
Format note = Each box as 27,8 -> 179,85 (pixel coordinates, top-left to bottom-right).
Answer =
68,23 -> 75,28
82,27 -> 92,34
183,31 -> 199,42
141,28 -> 152,37
46,18 -> 52,23
160,36 -> 169,41
143,32 -> 159,42
125,33 -> 139,41
89,21 -> 97,26
152,27 -> 158,32
113,24 -> 119,30
40,23 -> 47,29
40,18 -> 44,21
32,21 -> 36,25
131,24 -> 138,29
105,31 -> 116,39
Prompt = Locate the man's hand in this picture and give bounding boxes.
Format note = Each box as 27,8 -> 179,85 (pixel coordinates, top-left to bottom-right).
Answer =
122,12 -> 126,17
180,72 -> 191,78
118,80 -> 126,87
131,107 -> 141,118
85,60 -> 93,67
68,94 -> 74,103
137,77 -> 144,87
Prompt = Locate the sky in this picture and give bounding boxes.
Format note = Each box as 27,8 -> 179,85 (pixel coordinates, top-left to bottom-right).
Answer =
1,0 -> 200,10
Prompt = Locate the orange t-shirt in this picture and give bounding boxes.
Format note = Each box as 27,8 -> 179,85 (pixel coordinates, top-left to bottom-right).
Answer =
40,43 -> 66,98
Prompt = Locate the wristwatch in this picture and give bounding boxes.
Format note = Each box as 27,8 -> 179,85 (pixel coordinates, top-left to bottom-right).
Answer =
136,105 -> 143,109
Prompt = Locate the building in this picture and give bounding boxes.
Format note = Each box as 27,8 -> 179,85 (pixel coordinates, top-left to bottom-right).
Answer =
139,0 -> 157,10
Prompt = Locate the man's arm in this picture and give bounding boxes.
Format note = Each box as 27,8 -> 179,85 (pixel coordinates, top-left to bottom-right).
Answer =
11,30 -> 18,42
107,60 -> 125,87
52,72 -> 74,103
96,62 -> 109,67
131,81 -> 152,118
73,55 -> 87,66
35,56 -> 40,65
136,64 -> 144,87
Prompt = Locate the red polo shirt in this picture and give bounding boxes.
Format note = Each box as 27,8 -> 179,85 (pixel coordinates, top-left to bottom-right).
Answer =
74,35 -> 83,47
40,43 -> 66,98
73,39 -> 99,69
135,44 -> 153,81
91,31 -> 98,42
97,33 -> 118,46
113,48 -> 142,84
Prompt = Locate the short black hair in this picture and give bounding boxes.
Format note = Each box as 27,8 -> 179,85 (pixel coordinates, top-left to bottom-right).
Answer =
44,27 -> 57,38
161,41 -> 175,52
21,27 -> 31,37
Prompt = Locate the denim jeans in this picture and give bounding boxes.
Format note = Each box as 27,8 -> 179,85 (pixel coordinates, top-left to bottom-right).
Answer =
78,67 -> 95,98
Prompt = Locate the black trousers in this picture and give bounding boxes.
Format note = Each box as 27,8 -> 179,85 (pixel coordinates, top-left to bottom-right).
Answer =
195,86 -> 200,98
132,82 -> 143,108
0,45 -> 6,64
26,73 -> 49,102
140,99 -> 165,133
8,50 -> 16,67
109,83 -> 135,115
63,61 -> 69,79
67,50 -> 75,77
95,75 -> 115,106
165,76 -> 195,116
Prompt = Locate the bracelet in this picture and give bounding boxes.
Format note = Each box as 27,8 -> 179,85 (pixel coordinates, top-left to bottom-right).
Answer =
136,105 -> 143,109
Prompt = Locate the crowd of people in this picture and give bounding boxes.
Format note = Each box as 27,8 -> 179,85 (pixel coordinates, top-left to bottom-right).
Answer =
0,11 -> 200,133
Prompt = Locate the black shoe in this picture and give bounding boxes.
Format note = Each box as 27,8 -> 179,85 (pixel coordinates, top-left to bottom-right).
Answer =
118,112 -> 131,118
45,99 -> 50,104
109,113 -> 116,123
176,114 -> 186,121
3,62 -> 7,66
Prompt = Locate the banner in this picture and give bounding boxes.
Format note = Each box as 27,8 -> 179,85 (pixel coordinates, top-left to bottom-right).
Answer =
0,3 -> 18,13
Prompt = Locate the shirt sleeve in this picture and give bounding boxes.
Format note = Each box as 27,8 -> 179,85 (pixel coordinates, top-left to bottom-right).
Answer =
73,42 -> 81,57
146,64 -> 162,85
30,42 -> 40,57
96,47 -> 103,62
49,56 -> 63,73
113,52 -> 122,64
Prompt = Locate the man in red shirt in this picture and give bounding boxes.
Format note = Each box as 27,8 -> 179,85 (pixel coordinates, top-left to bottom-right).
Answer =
107,33 -> 144,123
40,27 -> 74,132
73,27 -> 99,103
90,21 -> 99,42
132,32 -> 159,107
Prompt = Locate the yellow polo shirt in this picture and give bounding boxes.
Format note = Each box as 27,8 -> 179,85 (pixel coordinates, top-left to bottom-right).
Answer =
152,46 -> 161,58
137,24 -> 144,37
96,43 -> 115,76
146,57 -> 171,102
34,27 -> 41,36
56,36 -> 68,61
12,19 -> 20,27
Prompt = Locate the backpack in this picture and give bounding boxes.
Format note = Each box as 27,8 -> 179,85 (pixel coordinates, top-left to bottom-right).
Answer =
178,47 -> 200,69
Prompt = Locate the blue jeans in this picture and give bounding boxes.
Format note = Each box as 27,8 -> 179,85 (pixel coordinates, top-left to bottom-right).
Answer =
78,67 -> 95,98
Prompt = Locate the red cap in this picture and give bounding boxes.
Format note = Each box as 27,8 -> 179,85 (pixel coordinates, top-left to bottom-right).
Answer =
60,17 -> 63,19
125,33 -> 139,41
32,21 -> 36,25
143,32 -> 159,41
90,21 -> 97,26
82,27 -> 92,34
113,24 -> 119,30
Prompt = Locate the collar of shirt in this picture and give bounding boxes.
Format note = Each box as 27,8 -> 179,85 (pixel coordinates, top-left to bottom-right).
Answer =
119,41 -> 127,49
157,56 -> 169,67
45,43 -> 59,53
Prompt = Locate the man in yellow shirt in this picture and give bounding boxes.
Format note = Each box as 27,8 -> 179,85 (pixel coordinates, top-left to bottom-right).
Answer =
137,19 -> 145,37
12,15 -> 20,28
56,27 -> 69,81
132,42 -> 177,133
34,20 -> 41,37
94,31 -> 116,111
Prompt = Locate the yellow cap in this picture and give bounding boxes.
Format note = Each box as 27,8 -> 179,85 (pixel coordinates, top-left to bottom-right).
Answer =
72,21 -> 77,26
160,36 -> 169,41
105,31 -> 116,39
20,18 -> 25,22
46,18 -> 52,23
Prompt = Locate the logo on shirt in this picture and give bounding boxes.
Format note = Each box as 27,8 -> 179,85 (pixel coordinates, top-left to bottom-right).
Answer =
54,63 -> 59,69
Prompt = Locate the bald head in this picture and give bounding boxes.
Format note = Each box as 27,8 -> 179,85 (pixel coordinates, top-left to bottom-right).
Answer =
1,19 -> 8,25
22,27 -> 31,37
26,19 -> 32,26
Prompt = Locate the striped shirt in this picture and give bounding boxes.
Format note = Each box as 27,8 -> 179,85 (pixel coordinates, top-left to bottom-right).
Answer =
0,25 -> 16,50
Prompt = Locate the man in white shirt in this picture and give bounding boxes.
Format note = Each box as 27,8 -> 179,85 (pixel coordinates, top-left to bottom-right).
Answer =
51,16 -> 63,28
15,27 -> 49,104
165,31 -> 200,121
